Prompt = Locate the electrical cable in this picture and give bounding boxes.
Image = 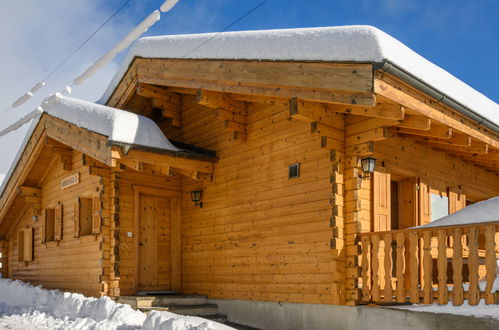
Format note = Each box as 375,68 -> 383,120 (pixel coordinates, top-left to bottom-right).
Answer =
0,0 -> 132,115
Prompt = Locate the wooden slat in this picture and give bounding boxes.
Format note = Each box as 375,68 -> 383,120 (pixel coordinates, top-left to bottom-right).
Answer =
467,227 -> 480,305
372,235 -> 381,302
54,203 -> 63,241
395,232 -> 405,303
437,230 -> 448,304
422,231 -> 433,304
484,226 -> 496,304
452,229 -> 464,306
361,235 -> 371,302
383,233 -> 393,302
408,231 -> 419,304
74,198 -> 80,238
92,194 -> 101,235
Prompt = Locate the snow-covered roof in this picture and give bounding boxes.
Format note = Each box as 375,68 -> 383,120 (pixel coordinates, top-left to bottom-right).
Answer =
100,25 -> 499,128
0,94 -> 178,199
419,196 -> 499,228
43,93 -> 178,151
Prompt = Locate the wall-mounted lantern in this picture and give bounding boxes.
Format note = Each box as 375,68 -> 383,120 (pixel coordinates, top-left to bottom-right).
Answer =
190,190 -> 203,208
360,157 -> 376,179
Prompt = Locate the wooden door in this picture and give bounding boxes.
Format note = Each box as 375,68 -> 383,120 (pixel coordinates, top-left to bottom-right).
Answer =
373,170 -> 391,232
138,194 -> 171,291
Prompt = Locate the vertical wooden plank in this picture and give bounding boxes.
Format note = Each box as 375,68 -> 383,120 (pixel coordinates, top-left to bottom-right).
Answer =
372,235 -> 381,302
373,171 -> 391,232
92,194 -> 102,234
361,235 -> 371,302
17,230 -> 25,262
24,227 -> 33,262
54,203 -> 63,241
384,233 -> 393,302
484,226 -> 496,304
418,180 -> 431,226
399,178 -> 418,229
437,230 -> 448,305
448,189 -> 466,214
468,227 -> 480,306
170,197 -> 182,293
395,232 -> 405,303
40,209 -> 47,244
422,231 -> 433,304
452,228 -> 464,306
74,197 -> 80,238
409,231 -> 419,304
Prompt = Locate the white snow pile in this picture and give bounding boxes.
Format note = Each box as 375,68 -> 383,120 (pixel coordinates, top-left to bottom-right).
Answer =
0,278 -> 231,330
395,300 -> 499,321
99,25 -> 499,128
0,173 -> 5,186
41,93 -> 179,151
419,196 -> 499,228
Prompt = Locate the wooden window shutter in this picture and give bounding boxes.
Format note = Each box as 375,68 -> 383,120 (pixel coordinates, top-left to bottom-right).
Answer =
41,209 -> 47,244
92,194 -> 101,234
373,170 -> 391,232
17,229 -> 25,262
418,179 -> 431,226
24,227 -> 33,262
448,189 -> 466,214
74,197 -> 80,238
399,178 -> 418,228
55,202 -> 63,241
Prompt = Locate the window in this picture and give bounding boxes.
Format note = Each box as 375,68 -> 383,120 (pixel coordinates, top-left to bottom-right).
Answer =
17,227 -> 33,262
42,203 -> 63,243
43,209 -> 55,242
431,191 -> 449,222
288,163 -> 300,179
74,196 -> 101,237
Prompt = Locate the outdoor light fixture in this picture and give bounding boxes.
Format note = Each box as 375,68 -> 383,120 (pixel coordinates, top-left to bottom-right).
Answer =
190,190 -> 203,208
360,157 -> 376,179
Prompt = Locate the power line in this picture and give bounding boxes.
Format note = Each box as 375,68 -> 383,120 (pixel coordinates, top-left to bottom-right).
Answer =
0,0 -> 132,116
181,0 -> 270,59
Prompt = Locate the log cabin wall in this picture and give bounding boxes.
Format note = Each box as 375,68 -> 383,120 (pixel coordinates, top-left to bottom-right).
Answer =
174,95 -> 341,304
6,150 -> 107,297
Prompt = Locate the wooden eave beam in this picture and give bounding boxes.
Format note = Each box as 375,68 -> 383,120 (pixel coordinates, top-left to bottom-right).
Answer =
136,83 -> 180,103
18,186 -> 41,198
345,127 -> 390,146
396,115 -> 431,130
197,89 -> 247,114
374,76 -> 499,149
137,59 -> 376,107
416,134 -> 472,147
391,125 -> 452,139
427,142 -> 489,155
112,147 -> 214,174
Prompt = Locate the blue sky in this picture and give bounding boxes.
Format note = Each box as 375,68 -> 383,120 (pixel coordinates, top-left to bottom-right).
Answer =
0,0 -> 498,173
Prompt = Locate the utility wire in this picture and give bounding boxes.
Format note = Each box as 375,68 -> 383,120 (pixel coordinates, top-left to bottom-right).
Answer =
181,0 -> 270,59
0,0 -> 132,115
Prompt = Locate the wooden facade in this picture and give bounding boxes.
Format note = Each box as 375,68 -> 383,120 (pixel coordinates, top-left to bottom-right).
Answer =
0,57 -> 498,307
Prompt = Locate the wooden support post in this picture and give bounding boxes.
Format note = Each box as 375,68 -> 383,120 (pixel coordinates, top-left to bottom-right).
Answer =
467,227 -> 480,305
452,229 -> 464,306
437,230 -> 448,305
484,226 -> 496,304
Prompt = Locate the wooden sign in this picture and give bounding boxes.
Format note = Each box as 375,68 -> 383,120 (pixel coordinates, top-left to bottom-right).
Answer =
61,173 -> 79,190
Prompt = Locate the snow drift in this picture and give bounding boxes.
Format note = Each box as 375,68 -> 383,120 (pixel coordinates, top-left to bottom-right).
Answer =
0,278 -> 230,329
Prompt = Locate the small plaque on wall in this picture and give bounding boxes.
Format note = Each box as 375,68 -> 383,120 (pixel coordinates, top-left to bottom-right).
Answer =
61,173 -> 79,190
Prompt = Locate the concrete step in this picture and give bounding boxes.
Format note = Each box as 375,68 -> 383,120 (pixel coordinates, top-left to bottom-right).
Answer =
116,294 -> 208,308
153,294 -> 208,307
139,304 -> 219,316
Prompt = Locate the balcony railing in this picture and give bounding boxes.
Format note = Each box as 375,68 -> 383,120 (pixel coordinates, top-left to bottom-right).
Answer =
358,222 -> 499,305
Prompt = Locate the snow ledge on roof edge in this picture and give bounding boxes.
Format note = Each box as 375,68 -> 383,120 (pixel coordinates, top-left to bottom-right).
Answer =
98,25 -> 499,127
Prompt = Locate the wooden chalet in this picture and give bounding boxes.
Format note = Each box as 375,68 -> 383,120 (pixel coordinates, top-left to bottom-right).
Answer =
0,26 -> 498,311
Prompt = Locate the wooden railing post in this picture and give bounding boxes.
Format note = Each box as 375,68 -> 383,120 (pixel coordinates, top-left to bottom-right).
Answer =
484,226 -> 496,305
384,233 -> 393,302
468,227 -> 480,305
408,231 -> 419,304
395,232 -> 405,303
361,235 -> 371,302
422,231 -> 433,304
452,228 -> 464,306
372,235 -> 381,302
437,230 -> 448,304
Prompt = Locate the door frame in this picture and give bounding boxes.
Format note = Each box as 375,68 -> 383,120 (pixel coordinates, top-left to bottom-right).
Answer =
133,185 -> 181,293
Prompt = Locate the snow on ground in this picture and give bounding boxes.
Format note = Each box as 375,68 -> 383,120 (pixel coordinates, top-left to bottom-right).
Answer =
395,300 -> 499,320
0,278 -> 232,330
